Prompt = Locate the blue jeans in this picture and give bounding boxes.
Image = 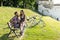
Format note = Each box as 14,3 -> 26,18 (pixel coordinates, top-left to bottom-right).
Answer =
14,23 -> 19,28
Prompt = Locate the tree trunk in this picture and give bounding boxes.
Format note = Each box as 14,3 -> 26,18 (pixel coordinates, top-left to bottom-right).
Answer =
1,1 -> 3,6
23,0 -> 26,8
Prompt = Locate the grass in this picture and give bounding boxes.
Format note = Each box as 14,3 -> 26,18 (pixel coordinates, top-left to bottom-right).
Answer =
22,16 -> 60,40
0,6 -> 60,40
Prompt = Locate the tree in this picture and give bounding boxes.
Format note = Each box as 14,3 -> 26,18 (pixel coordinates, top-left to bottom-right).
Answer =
26,0 -> 36,9
0,0 -> 38,10
0,0 -> 8,6
12,0 -> 18,7
0,0 -> 3,6
22,0 -> 26,8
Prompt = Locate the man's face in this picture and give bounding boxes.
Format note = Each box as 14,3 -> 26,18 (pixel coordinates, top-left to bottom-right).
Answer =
15,13 -> 18,16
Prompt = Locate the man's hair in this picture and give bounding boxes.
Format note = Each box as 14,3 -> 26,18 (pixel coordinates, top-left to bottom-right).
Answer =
14,11 -> 17,15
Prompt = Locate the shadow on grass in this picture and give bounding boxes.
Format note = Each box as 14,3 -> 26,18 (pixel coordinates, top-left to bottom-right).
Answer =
0,33 -> 16,40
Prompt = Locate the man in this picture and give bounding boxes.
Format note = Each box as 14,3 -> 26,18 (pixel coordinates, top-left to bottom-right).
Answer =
10,11 -> 20,28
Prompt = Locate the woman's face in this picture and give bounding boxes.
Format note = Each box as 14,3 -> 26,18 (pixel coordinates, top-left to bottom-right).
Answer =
20,11 -> 24,14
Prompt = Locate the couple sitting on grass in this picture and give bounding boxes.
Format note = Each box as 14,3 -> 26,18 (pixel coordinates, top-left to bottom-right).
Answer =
10,10 -> 25,36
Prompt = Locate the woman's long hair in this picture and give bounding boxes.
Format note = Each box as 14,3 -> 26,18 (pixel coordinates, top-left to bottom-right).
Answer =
20,10 -> 25,15
20,10 -> 25,21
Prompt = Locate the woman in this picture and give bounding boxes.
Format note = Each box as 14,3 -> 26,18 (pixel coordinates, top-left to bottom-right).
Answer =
20,10 -> 26,35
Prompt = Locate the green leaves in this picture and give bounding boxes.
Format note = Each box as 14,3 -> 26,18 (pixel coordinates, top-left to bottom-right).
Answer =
0,0 -> 37,10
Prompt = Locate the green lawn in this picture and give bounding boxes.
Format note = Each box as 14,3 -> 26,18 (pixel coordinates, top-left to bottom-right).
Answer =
0,7 -> 60,40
